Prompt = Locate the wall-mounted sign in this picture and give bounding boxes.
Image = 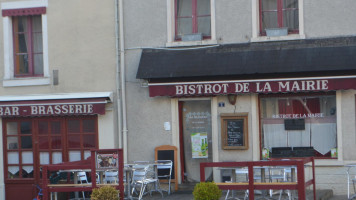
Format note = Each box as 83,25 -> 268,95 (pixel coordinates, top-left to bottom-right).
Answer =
191,132 -> 208,158
148,77 -> 356,97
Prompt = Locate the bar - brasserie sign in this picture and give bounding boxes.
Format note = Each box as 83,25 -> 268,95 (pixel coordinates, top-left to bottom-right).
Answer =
148,77 -> 356,97
0,103 -> 105,117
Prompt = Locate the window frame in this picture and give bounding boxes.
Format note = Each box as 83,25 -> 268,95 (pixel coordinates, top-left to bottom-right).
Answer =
167,0 -> 216,47
251,0 -> 305,42
259,92 -> 338,160
1,0 -> 50,87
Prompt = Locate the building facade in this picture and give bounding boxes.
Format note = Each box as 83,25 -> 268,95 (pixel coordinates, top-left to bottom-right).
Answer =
0,0 -> 120,199
127,0 -> 356,196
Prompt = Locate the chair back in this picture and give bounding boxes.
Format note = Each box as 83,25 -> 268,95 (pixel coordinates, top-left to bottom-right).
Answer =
77,171 -> 89,184
156,160 -> 172,178
105,171 -> 118,183
132,164 -> 149,182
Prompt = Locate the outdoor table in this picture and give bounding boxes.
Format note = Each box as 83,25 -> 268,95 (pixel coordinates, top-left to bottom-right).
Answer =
345,164 -> 356,199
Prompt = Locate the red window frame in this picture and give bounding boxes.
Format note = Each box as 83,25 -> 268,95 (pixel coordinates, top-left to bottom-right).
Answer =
174,0 -> 211,41
259,0 -> 299,36
12,15 -> 43,77
2,116 -> 99,183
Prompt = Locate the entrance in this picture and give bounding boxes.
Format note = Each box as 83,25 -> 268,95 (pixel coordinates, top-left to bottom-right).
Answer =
179,100 -> 213,183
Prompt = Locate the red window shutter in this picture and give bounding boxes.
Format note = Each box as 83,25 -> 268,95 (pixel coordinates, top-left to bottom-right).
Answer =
2,7 -> 46,17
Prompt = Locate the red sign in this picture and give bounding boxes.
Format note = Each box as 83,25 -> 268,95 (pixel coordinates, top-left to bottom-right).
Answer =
149,77 -> 356,97
0,103 -> 106,117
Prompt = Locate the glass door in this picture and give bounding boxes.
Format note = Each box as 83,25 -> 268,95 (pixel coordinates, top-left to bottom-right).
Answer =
180,100 -> 213,182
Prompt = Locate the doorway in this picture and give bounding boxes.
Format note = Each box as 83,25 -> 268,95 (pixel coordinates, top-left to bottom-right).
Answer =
179,100 -> 213,183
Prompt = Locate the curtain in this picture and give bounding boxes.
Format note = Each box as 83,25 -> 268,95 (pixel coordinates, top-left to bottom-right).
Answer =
52,152 -> 63,164
197,0 -> 211,36
177,0 -> 192,36
32,15 -> 43,75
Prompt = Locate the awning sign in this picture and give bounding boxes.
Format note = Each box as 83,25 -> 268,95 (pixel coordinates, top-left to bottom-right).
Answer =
0,103 -> 106,117
148,77 -> 356,97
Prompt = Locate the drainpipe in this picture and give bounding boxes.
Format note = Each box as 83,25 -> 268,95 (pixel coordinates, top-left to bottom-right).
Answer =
118,0 -> 128,162
114,0 -> 122,150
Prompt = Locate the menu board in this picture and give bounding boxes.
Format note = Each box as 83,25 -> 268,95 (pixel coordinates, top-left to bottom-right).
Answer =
221,115 -> 248,150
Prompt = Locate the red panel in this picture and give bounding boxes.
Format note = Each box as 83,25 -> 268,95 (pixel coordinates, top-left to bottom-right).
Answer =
6,183 -> 35,200
68,135 -> 80,148
83,135 -> 95,148
2,7 -> 46,17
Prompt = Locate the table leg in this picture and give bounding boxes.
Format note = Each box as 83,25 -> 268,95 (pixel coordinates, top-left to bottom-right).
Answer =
126,170 -> 132,200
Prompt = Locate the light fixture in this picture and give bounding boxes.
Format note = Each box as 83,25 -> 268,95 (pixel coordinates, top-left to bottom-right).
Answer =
227,94 -> 237,105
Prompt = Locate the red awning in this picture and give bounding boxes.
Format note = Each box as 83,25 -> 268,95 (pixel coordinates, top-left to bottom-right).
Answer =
2,7 -> 46,17
148,76 -> 356,97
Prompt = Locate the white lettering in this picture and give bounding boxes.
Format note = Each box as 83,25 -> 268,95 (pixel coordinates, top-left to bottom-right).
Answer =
87,105 -> 93,113
31,106 -> 38,115
212,84 -> 221,93
176,86 -> 183,95
46,106 -> 54,115
278,82 -> 290,91
204,84 -> 212,94
322,80 -> 328,90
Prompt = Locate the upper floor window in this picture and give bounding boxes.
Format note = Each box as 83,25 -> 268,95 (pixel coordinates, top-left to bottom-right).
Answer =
259,0 -> 299,36
13,15 -> 43,77
175,0 -> 211,41
1,0 -> 50,87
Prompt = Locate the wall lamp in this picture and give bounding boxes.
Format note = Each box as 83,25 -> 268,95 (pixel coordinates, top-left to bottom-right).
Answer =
227,94 -> 237,105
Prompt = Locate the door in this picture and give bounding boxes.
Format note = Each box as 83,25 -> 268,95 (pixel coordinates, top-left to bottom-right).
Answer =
179,100 -> 213,183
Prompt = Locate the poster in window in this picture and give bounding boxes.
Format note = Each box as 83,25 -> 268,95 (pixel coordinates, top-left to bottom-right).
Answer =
221,115 -> 248,150
191,132 -> 208,158
96,153 -> 118,169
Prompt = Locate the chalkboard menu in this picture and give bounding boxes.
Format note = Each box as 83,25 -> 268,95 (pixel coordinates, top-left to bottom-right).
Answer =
221,115 -> 248,150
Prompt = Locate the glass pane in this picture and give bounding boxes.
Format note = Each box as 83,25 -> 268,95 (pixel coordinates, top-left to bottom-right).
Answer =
7,122 -> 18,135
262,0 -> 278,10
33,33 -> 43,53
52,152 -> 63,164
84,151 -> 91,160
40,152 -> 50,165
83,119 -> 95,133
260,95 -> 337,158
262,12 -> 278,29
8,166 -> 20,179
197,16 -> 211,36
22,152 -> 33,164
68,135 -> 81,148
15,54 -> 29,74
21,136 -> 32,149
22,166 -> 34,178
14,16 -> 28,32
283,0 -> 298,9
31,15 -> 42,32
52,136 -> 62,149
38,121 -> 48,135
83,135 -> 95,148
177,18 -> 193,36
68,120 -> 80,133
69,151 -> 81,162
7,137 -> 18,150
21,121 -> 32,134
283,10 -> 299,30
51,121 -> 61,134
177,0 -> 192,17
197,0 -> 210,16
14,33 -> 28,53
39,136 -> 49,149
34,53 -> 44,75
8,152 -> 19,164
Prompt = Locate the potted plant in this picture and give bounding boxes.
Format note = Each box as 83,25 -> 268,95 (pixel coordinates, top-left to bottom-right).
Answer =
91,186 -> 120,200
193,181 -> 222,200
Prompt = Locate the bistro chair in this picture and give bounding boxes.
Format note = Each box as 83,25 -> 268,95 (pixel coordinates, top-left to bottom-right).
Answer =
77,171 -> 90,199
131,164 -> 161,200
104,170 -> 119,183
156,160 -> 173,195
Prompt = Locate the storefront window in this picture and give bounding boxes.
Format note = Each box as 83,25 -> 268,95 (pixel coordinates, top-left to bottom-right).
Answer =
260,94 -> 337,158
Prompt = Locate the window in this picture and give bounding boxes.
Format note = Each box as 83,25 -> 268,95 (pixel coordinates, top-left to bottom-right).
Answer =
3,116 -> 98,180
1,0 -> 49,87
13,15 -> 43,77
259,0 -> 299,35
259,94 -> 337,158
175,0 -> 211,40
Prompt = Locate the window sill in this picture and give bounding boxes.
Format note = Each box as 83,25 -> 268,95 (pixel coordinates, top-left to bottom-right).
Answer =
251,34 -> 306,43
3,77 -> 51,87
166,39 -> 218,47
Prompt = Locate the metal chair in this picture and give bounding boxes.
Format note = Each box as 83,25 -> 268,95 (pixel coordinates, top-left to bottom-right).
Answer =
104,170 -> 118,183
77,171 -> 90,199
131,164 -> 161,200
156,160 -> 173,195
